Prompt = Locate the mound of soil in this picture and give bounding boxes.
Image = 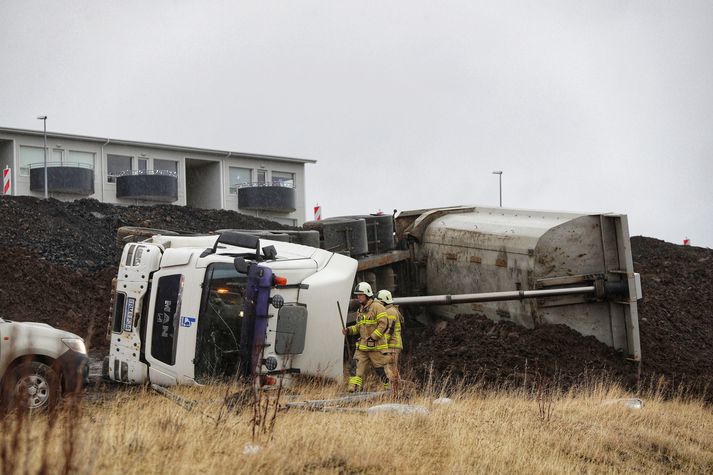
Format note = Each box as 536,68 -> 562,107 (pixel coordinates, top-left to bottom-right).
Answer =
0,247 -> 115,349
409,236 -> 713,397
407,315 -> 638,390
632,236 -> 713,394
0,196 -> 290,271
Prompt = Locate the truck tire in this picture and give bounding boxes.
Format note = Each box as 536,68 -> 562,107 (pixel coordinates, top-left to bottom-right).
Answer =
2,361 -> 60,411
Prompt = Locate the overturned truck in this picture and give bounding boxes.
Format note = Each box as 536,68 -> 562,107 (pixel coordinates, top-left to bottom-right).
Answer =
106,206 -> 641,387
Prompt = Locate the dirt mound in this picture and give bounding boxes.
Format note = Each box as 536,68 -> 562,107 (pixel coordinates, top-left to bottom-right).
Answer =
631,236 -> 713,394
0,196 -> 290,271
407,315 -> 638,390
409,237 -> 713,397
0,247 -> 115,349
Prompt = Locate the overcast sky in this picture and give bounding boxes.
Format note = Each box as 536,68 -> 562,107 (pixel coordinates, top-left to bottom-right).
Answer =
1,1 -> 711,247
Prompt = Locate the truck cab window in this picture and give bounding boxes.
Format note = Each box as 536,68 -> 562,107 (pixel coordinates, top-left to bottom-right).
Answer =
195,263 -> 248,381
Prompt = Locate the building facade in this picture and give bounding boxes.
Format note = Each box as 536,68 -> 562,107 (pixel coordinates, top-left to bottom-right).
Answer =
0,127 -> 314,226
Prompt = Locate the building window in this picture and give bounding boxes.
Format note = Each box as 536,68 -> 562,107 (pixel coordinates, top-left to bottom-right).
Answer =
138,158 -> 148,173
68,151 -> 95,169
229,167 -> 252,193
154,159 -> 178,177
18,145 -> 45,176
257,169 -> 266,185
52,149 -> 64,163
272,171 -> 295,188
107,154 -> 132,183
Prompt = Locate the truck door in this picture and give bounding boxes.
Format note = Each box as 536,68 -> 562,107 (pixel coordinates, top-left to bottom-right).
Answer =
143,271 -> 191,386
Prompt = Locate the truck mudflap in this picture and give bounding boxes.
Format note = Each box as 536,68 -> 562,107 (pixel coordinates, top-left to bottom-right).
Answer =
240,264 -> 273,378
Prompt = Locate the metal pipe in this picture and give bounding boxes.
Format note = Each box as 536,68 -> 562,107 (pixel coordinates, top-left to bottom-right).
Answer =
100,138 -> 110,201
392,285 -> 597,306
492,170 -> 502,207
37,116 -> 48,199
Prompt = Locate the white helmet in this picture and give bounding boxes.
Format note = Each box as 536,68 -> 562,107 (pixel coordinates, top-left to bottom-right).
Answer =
353,282 -> 373,297
376,289 -> 393,305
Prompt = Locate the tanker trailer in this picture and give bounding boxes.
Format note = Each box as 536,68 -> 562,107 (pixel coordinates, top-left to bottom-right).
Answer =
389,206 -> 642,360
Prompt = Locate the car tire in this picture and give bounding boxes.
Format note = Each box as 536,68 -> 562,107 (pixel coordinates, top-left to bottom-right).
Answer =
2,361 -> 60,411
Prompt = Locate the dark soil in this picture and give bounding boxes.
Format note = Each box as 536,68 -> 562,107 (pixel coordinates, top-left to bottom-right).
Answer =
406,315 -> 638,391
632,236 -> 713,395
0,247 -> 115,350
0,196 -> 289,271
409,236 -> 713,397
0,196 -> 288,349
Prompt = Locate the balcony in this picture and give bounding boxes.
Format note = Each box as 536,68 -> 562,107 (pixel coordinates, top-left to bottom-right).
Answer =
237,182 -> 296,212
115,170 -> 178,202
29,162 -> 94,195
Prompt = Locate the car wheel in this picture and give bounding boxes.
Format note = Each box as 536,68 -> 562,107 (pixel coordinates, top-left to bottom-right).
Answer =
3,361 -> 60,411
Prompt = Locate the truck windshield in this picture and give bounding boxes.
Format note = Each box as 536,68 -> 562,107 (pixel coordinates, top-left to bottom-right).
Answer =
194,263 -> 248,382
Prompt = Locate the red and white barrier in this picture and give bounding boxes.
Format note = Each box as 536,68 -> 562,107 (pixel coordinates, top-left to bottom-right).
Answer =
2,167 -> 10,195
314,205 -> 322,221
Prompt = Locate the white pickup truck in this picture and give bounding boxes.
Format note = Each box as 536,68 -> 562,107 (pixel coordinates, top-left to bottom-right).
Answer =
0,318 -> 88,410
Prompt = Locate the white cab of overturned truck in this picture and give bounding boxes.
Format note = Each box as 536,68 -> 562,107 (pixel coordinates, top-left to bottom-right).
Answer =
106,232 -> 357,386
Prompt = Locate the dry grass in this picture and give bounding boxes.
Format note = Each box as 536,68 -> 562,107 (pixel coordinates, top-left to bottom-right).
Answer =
2,380 -> 713,475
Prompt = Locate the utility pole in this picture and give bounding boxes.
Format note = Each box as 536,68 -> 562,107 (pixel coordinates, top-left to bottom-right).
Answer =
37,115 -> 48,199
492,170 -> 502,207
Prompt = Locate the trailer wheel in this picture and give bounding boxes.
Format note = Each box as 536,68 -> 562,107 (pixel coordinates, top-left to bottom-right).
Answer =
2,361 -> 60,411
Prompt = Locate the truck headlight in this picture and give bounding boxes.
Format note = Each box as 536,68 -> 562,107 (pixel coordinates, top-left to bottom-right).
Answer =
62,338 -> 87,354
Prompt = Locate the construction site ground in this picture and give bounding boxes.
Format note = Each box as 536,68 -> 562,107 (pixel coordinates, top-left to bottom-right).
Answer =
0,196 -> 711,399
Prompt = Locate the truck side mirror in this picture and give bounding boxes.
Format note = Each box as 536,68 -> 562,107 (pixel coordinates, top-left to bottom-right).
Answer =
234,257 -> 250,274
274,305 -> 308,355
262,245 -> 278,260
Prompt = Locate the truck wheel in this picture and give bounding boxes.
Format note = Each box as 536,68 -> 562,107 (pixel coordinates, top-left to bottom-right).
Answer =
3,361 -> 60,411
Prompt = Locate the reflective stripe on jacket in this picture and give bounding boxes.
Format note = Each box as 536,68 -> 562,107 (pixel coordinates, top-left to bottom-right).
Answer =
347,299 -> 389,351
384,304 -> 403,350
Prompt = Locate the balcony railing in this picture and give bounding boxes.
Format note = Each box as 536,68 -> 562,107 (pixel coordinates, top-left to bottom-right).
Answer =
237,181 -> 294,189
115,169 -> 178,177
237,182 -> 296,212
29,161 -> 95,195
115,169 -> 178,202
30,161 -> 94,170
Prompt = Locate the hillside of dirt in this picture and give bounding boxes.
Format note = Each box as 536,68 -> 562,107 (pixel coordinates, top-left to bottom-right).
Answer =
632,236 -> 713,394
0,196 -> 289,271
409,236 -> 713,397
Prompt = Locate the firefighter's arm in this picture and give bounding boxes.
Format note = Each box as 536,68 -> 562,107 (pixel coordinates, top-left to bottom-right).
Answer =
369,312 -> 389,340
346,325 -> 358,336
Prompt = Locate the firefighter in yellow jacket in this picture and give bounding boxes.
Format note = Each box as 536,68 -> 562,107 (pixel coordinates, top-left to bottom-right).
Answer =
377,289 -> 403,387
342,282 -> 391,392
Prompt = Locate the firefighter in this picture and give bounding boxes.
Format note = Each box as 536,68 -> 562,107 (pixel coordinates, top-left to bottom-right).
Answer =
342,282 -> 391,392
376,289 -> 403,388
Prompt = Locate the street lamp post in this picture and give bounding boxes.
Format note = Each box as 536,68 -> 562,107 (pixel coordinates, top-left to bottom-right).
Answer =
492,171 -> 502,207
37,115 -> 48,199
